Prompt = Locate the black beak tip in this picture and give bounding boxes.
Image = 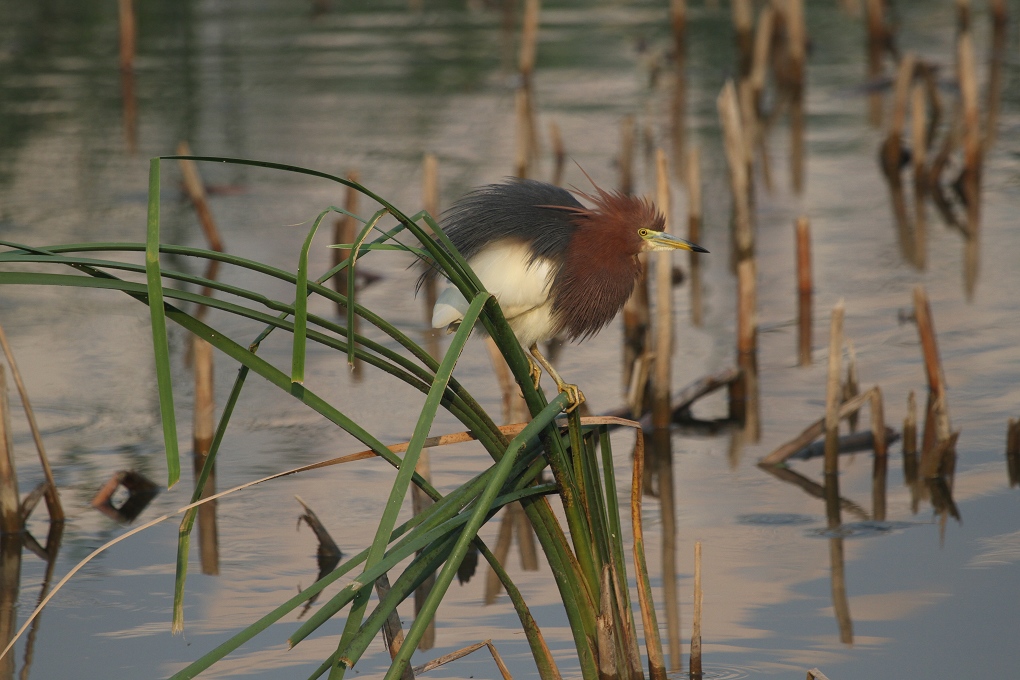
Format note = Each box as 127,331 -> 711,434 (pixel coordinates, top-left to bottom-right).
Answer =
694,244 -> 709,254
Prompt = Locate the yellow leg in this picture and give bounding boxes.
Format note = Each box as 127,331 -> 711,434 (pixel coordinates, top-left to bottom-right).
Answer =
529,343 -> 585,413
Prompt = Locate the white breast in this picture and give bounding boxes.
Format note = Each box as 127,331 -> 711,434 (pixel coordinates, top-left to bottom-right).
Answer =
432,240 -> 560,348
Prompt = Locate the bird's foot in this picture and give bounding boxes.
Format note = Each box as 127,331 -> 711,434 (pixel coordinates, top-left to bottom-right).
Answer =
527,356 -> 543,390
556,381 -> 586,414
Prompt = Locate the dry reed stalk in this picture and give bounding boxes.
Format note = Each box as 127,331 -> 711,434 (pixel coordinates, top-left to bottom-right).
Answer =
732,0 -> 754,77
807,669 -> 832,680
881,53 -> 916,180
786,0 -> 807,193
749,5 -> 775,106
411,640 -> 513,680
823,301 -> 845,476
192,337 -> 219,575
956,30 -> 981,238
734,257 -> 759,439
717,82 -> 753,261
0,530 -> 20,679
0,323 -> 63,522
652,149 -> 674,430
548,119 -> 565,186
176,142 -> 224,252
670,0 -> 686,53
0,367 -> 19,534
518,0 -> 540,81
514,86 -> 534,179
118,0 -> 135,72
192,337 -> 214,457
864,0 -> 886,127
690,541 -> 703,677
620,115 -> 636,197
686,146 -> 703,326
955,0 -> 970,31
332,171 -> 360,304
795,216 -> 812,365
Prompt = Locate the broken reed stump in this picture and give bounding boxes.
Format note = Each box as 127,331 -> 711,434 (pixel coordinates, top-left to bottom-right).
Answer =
619,115 -> 636,198
732,0 -> 754,78
718,81 -> 753,262
865,0 -> 887,127
956,29 -> 981,238
785,0 -> 807,194
686,146 -> 703,327
913,286 -> 951,443
118,0 -> 135,72
332,171 -> 360,306
823,301 -> 845,523
795,216 -> 812,365
881,53 -> 916,181
670,0 -> 686,51
192,336 -> 219,575
1006,418 -> 1020,487
548,119 -> 565,186
514,0 -> 541,179
0,367 -> 19,534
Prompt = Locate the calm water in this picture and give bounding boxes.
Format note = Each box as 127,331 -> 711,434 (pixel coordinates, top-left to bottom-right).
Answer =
1,1 -> 1018,678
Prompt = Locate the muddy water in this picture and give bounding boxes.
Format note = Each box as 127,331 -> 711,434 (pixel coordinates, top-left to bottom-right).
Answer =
0,1 -> 1017,678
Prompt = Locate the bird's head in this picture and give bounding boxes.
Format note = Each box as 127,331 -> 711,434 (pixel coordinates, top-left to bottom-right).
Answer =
569,179 -> 709,257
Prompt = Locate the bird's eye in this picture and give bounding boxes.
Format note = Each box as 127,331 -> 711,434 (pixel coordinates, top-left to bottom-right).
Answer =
638,228 -> 649,237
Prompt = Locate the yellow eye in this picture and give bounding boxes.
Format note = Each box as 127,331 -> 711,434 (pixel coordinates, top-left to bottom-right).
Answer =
638,228 -> 649,237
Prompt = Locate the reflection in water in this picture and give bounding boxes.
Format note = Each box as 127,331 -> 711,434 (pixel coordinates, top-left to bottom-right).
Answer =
649,427 -> 682,671
0,523 -> 63,680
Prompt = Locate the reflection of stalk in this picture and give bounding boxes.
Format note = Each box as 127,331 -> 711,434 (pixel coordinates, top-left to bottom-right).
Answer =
686,148 -> 703,328
20,522 -> 64,680
827,536 -> 853,644
0,368 -> 19,534
0,534 -> 21,679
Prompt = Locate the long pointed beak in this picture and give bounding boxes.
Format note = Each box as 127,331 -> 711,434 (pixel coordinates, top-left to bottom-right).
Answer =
644,230 -> 709,253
